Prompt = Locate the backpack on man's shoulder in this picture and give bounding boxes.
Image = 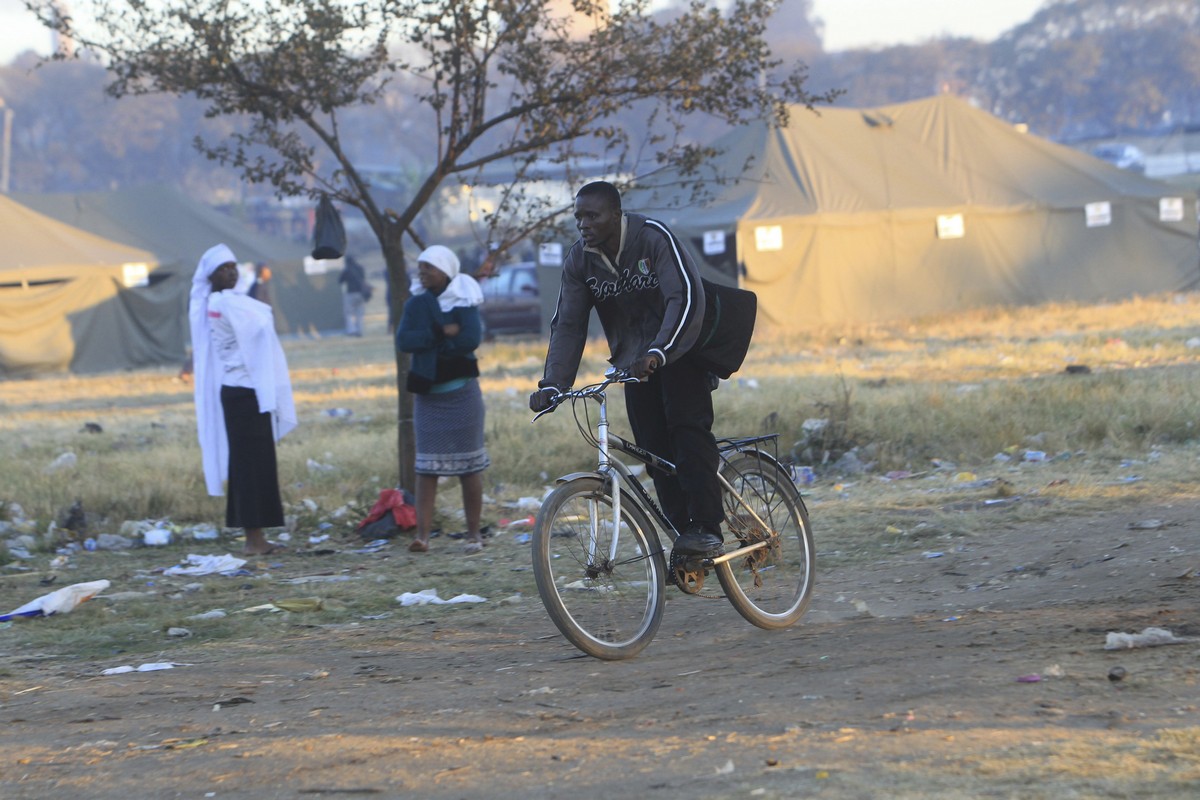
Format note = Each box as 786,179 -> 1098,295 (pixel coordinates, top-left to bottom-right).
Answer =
690,279 -> 757,379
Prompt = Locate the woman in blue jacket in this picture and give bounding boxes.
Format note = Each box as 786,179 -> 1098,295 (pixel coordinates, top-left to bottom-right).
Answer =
396,245 -> 489,554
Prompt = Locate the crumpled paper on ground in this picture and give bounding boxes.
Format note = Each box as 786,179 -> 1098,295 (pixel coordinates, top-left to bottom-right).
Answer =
396,588 -> 487,606
1104,626 -> 1192,649
163,554 -> 248,576
0,579 -> 111,621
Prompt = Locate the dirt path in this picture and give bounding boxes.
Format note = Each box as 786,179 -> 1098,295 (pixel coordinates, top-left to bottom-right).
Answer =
3,501 -> 1198,799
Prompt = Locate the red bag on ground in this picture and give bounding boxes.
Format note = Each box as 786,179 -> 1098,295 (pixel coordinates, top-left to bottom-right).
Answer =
357,489 -> 417,537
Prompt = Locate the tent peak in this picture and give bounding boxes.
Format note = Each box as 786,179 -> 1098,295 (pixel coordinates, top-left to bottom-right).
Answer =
861,111 -> 895,128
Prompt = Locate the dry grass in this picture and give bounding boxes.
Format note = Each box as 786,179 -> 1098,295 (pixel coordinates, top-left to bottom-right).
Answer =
4,292 -> 1200,659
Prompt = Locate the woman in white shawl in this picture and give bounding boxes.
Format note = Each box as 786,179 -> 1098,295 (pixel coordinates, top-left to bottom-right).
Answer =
190,244 -> 297,555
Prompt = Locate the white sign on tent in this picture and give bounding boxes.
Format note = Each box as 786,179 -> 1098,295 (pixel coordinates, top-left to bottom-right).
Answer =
936,214 -> 965,239
754,225 -> 783,252
121,263 -> 150,288
1085,202 -> 1112,228
1160,197 -> 1184,223
538,242 -> 563,266
703,230 -> 727,255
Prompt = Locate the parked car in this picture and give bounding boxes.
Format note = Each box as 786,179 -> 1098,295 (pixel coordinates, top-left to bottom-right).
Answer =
1090,142 -> 1146,173
479,261 -> 541,337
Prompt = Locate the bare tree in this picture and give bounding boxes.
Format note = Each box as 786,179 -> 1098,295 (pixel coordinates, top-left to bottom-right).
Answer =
27,0 -> 834,491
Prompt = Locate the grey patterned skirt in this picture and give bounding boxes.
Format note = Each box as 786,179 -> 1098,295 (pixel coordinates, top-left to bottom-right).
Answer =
414,378 -> 490,476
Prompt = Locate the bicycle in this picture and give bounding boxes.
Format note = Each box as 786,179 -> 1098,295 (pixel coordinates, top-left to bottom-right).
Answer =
530,370 -> 815,660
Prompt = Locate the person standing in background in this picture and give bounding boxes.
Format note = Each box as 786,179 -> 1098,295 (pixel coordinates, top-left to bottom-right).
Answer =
396,245 -> 490,555
190,244 -> 298,556
248,263 -> 273,307
338,255 -> 369,337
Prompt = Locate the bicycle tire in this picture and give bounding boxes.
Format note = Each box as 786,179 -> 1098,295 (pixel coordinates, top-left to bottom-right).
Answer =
532,476 -> 667,660
715,453 -> 815,629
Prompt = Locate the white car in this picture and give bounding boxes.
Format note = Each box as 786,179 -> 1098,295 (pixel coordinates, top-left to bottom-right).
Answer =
1090,143 -> 1146,173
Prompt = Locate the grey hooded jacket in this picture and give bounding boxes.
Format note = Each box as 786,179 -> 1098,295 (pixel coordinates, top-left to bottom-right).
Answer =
540,212 -> 707,389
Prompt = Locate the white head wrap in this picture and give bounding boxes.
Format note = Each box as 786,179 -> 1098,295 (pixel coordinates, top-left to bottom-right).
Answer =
189,244 -> 297,497
190,245 -> 237,496
410,244 -> 484,312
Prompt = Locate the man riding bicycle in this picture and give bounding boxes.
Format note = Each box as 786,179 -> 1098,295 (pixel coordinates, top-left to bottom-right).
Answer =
530,181 -> 729,559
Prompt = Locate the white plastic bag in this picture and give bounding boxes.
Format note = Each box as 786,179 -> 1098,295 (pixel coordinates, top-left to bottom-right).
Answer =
396,588 -> 487,606
1104,626 -> 1191,649
0,579 -> 111,621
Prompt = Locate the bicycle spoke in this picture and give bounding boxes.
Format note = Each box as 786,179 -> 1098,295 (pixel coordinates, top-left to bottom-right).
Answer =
716,454 -> 815,628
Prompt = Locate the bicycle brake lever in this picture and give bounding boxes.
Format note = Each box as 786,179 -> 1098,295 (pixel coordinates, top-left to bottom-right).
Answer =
531,394 -> 564,422
606,367 -> 641,384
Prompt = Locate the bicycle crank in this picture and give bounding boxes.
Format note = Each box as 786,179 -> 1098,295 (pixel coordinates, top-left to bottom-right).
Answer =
669,550 -> 708,594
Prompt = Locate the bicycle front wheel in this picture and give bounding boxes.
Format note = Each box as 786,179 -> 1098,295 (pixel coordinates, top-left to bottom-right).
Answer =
532,476 -> 666,660
716,454 -> 815,629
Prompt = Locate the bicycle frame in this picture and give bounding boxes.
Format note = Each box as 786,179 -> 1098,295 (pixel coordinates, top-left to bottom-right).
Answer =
532,372 -> 816,658
538,374 -> 792,566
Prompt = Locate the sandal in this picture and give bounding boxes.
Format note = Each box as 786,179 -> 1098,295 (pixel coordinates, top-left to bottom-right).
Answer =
449,525 -> 492,540
244,542 -> 286,556
462,541 -> 484,555
408,539 -> 430,553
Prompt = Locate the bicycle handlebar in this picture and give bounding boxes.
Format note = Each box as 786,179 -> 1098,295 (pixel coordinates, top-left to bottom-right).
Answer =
531,369 -> 641,422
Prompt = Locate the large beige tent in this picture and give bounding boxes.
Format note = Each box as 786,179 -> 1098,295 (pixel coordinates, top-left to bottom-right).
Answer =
628,95 -> 1200,328
14,184 -> 342,335
0,195 -> 184,375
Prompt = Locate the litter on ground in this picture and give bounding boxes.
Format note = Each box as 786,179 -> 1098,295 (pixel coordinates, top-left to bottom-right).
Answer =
101,662 -> 188,676
162,554 -> 248,577
1104,626 -> 1192,650
397,588 -> 487,606
0,579 -> 111,621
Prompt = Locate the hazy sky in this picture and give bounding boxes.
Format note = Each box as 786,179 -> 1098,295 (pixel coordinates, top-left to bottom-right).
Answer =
0,0 -> 1046,66
812,0 -> 1044,50
0,0 -> 53,65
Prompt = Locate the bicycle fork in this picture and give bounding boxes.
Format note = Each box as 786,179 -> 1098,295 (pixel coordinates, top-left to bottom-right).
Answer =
580,469 -> 624,576
584,392 -> 623,571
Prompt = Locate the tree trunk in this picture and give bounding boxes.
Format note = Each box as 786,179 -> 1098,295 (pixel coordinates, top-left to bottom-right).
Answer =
383,235 -> 415,495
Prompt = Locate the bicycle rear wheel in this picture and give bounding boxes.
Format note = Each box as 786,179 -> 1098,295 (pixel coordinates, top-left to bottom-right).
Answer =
532,476 -> 666,660
716,453 -> 814,629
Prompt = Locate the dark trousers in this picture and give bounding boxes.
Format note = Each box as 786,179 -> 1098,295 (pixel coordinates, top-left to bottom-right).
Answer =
623,355 -> 723,537
221,385 -> 285,529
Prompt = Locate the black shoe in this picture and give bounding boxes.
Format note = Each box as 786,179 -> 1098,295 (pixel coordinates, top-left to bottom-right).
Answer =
672,528 -> 724,557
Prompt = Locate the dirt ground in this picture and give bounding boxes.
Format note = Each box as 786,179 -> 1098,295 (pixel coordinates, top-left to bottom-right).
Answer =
2,499 -> 1198,799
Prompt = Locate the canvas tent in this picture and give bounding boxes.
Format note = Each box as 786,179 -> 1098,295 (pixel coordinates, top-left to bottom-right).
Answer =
0,195 -> 184,375
627,95 -> 1200,328
14,184 -> 342,336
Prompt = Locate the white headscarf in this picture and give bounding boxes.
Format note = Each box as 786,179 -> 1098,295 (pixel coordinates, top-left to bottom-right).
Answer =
190,244 -> 297,497
410,244 -> 484,311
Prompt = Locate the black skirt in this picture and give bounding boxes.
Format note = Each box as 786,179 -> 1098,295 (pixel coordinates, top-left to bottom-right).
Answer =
220,385 -> 285,529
